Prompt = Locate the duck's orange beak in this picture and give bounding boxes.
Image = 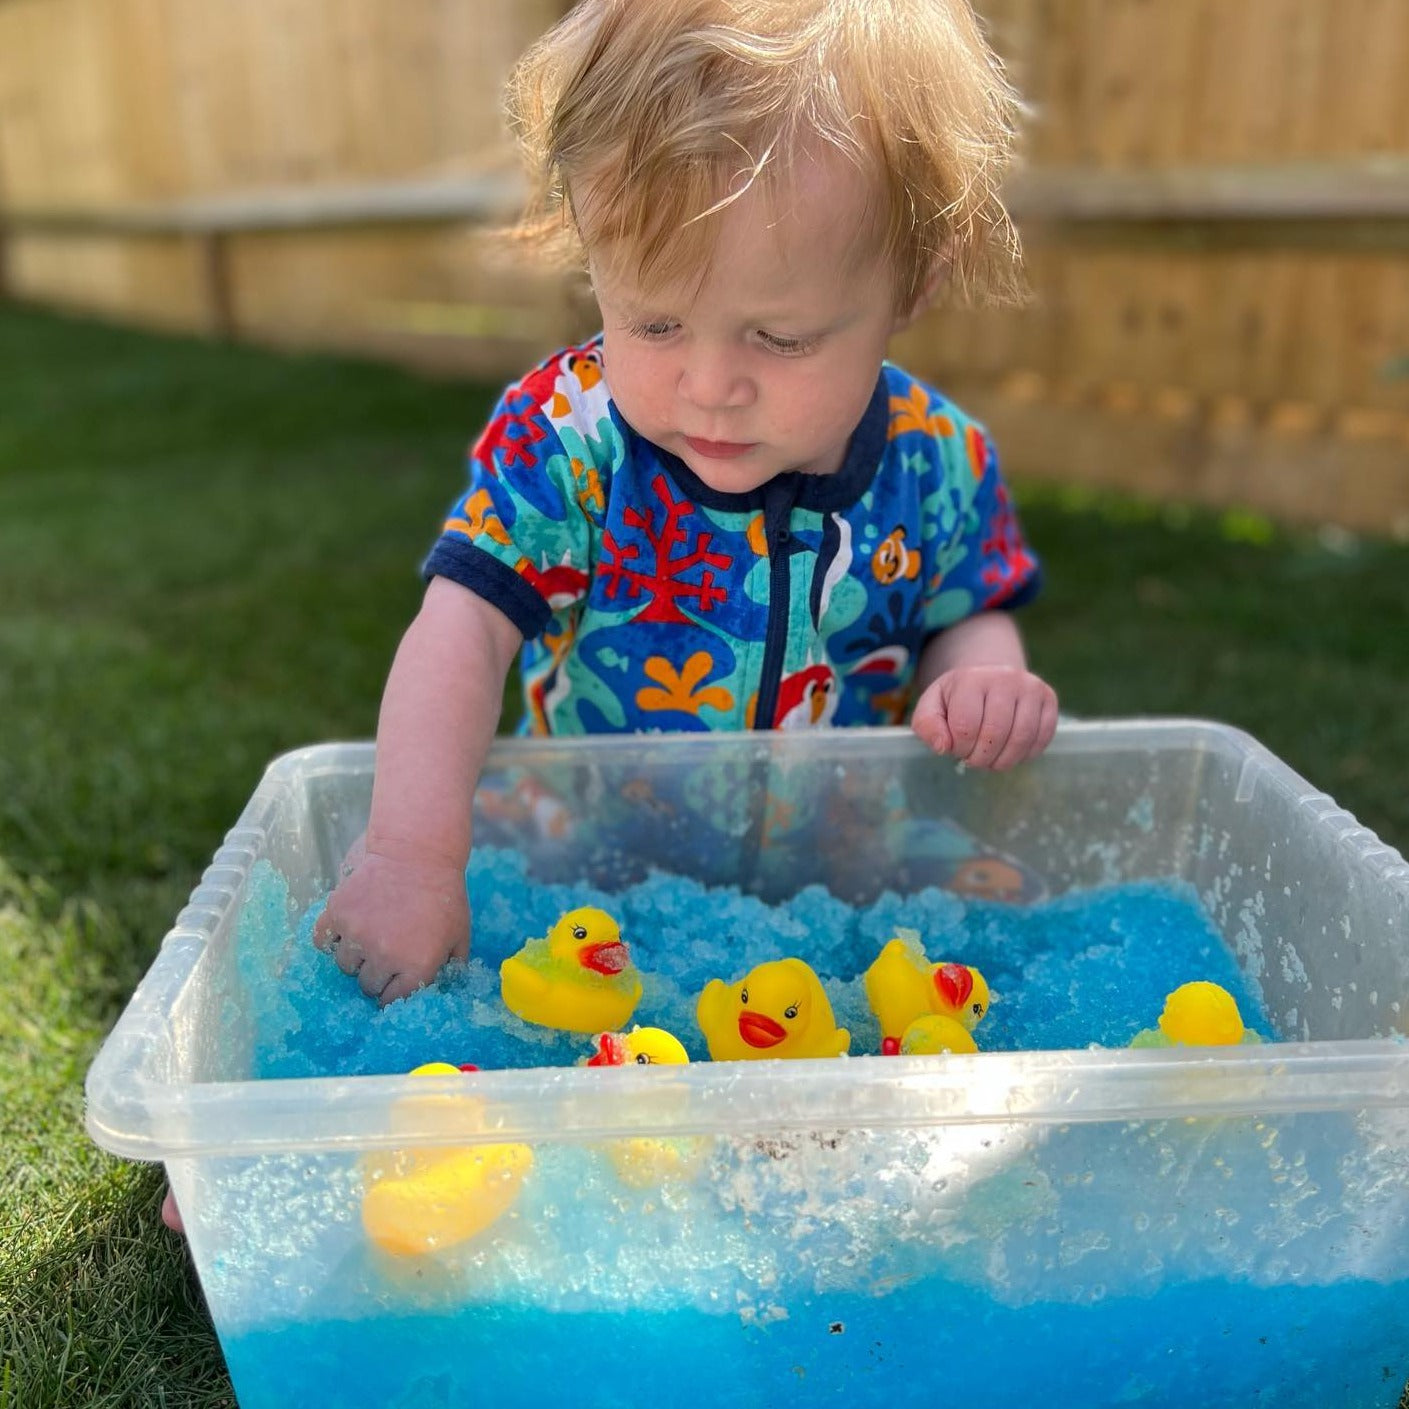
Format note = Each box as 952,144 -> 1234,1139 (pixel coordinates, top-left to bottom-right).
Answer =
934,963 -> 973,1009
738,1011 -> 787,1048
580,941 -> 630,975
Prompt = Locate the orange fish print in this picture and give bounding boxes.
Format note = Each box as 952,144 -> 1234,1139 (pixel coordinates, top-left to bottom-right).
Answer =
872,526 -> 920,585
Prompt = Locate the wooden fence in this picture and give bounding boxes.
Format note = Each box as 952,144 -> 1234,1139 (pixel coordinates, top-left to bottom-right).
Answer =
0,0 -> 575,379
898,0 -> 1409,535
1,0 -> 1406,531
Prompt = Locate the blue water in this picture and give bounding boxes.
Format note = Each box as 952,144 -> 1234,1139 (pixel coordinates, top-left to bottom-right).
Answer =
203,852 -> 1409,1408
223,1278 -> 1409,1409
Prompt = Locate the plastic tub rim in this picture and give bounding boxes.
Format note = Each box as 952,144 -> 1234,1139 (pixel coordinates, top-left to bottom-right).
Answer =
85,719 -> 1409,1161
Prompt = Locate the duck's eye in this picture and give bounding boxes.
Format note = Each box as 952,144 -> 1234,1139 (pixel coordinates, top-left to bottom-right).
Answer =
972,1002 -> 984,1016
573,925 -> 587,940
783,1004 -> 799,1020
740,987 -> 749,1005
635,1052 -> 652,1064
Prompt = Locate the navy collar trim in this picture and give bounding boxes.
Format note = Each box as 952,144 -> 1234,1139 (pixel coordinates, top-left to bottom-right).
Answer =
620,369 -> 889,515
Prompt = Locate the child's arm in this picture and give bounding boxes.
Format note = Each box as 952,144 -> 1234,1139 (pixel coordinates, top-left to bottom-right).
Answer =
910,610 -> 1057,770
313,576 -> 522,1004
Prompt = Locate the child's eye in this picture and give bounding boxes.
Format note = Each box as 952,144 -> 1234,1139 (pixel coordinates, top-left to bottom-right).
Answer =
625,318 -> 679,340
755,329 -> 816,356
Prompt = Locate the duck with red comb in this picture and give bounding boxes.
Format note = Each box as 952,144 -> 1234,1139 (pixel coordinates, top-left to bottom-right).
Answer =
863,929 -> 991,1056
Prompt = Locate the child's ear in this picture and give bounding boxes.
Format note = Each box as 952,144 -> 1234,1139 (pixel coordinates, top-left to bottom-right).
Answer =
891,243 -> 955,332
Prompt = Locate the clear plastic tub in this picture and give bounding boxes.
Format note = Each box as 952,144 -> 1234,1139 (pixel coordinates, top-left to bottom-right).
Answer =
86,722 -> 1409,1408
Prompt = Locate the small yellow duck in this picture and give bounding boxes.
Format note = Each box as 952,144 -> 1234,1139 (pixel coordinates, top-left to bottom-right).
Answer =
863,930 -> 990,1055
583,1025 -> 690,1067
361,1063 -> 534,1258
500,906 -> 643,1033
579,1026 -> 701,1185
610,1136 -> 706,1187
696,957 -> 850,1061
898,1013 -> 978,1056
1130,981 -> 1262,1048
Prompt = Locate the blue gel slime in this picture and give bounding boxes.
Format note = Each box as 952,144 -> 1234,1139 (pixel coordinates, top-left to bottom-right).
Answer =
229,846 -> 1270,1074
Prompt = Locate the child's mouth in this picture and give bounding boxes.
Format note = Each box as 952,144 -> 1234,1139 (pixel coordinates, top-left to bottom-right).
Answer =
684,436 -> 757,459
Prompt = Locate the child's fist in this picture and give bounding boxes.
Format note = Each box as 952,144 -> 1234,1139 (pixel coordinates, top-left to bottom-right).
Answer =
313,841 -> 469,1005
911,665 -> 1058,770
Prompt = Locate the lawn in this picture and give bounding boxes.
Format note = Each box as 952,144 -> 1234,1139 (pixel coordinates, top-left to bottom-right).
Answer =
1,303 -> 1406,1407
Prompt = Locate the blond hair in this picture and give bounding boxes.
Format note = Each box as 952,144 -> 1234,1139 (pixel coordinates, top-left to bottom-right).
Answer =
506,0 -> 1025,311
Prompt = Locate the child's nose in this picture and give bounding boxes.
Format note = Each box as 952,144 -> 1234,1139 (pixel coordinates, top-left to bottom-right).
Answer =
678,344 -> 754,411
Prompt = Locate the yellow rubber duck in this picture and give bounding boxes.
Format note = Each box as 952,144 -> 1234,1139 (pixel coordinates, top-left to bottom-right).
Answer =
579,1026 -> 702,1185
863,929 -> 990,1055
1130,981 -> 1262,1048
583,1025 -> 690,1067
696,957 -> 850,1060
898,1013 -> 978,1055
610,1136 -> 706,1187
361,1063 -> 534,1258
500,906 -> 643,1033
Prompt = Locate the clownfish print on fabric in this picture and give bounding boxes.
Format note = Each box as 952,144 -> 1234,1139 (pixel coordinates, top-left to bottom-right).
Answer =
871,526 -> 921,585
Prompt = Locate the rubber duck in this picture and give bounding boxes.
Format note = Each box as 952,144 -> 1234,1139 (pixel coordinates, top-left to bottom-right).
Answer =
864,930 -> 990,1055
898,1013 -> 978,1056
583,1026 -> 690,1067
610,1135 -> 705,1187
579,1027 -> 702,1185
361,1063 -> 534,1258
696,957 -> 850,1060
500,906 -> 643,1033
1130,981 -> 1262,1049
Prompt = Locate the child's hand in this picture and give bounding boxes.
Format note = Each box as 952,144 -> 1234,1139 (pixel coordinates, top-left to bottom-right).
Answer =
911,665 -> 1058,770
313,838 -> 469,1005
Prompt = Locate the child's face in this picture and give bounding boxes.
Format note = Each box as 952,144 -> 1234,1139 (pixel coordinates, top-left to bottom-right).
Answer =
588,150 -> 911,494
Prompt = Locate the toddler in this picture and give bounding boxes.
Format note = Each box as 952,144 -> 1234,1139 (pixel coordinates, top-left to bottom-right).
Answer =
315,0 -> 1058,1004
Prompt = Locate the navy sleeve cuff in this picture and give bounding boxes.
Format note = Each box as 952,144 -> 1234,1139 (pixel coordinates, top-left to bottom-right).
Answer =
996,566 -> 1043,612
422,537 -> 552,641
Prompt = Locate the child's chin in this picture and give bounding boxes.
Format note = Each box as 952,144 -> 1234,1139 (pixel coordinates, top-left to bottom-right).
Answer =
684,456 -> 777,496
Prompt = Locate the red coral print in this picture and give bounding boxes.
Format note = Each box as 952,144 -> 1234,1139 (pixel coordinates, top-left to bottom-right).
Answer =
979,484 -> 1036,605
597,473 -> 733,623
472,389 -> 548,472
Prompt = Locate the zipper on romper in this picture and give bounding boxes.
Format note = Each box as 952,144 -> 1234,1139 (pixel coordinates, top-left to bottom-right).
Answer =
754,475 -> 801,729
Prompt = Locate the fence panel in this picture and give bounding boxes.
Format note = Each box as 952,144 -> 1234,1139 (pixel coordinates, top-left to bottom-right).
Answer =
1,0 -> 1405,528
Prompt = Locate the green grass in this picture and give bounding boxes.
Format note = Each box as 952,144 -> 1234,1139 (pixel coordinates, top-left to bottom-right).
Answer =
0,303 -> 1405,1407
